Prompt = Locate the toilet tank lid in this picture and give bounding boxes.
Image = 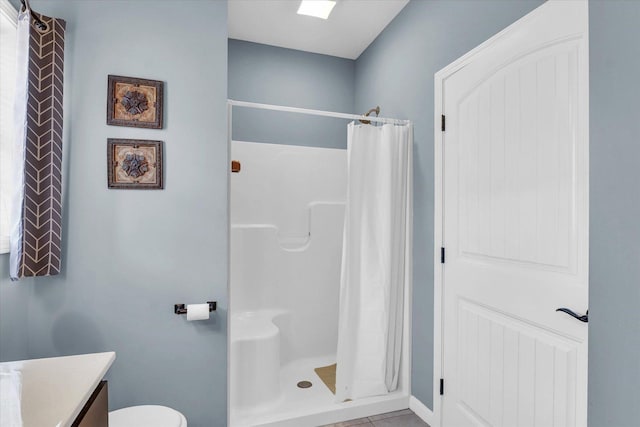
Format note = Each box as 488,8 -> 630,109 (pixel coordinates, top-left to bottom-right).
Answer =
109,405 -> 187,427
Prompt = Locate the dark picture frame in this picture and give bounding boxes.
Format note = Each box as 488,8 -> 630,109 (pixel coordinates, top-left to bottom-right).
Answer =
107,139 -> 163,189
106,75 -> 164,129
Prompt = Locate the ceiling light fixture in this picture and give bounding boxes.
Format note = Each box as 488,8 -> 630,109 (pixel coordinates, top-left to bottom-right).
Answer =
297,0 -> 337,20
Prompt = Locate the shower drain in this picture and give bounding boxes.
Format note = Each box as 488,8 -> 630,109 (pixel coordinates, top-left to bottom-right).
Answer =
297,380 -> 312,389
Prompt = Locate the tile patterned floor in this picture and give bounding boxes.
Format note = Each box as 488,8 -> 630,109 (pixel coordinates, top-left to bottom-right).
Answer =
321,409 -> 430,427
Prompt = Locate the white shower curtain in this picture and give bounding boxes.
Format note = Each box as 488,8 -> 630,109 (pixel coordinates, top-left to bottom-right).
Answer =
335,122 -> 412,402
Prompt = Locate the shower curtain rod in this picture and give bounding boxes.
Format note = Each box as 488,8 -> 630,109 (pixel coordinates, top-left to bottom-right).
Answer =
227,99 -> 411,126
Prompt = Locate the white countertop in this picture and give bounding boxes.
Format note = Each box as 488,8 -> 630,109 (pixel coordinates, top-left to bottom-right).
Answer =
0,352 -> 115,427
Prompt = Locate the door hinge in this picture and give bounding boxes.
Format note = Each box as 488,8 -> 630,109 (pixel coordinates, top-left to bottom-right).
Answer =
441,114 -> 446,132
441,247 -> 446,264
440,378 -> 444,395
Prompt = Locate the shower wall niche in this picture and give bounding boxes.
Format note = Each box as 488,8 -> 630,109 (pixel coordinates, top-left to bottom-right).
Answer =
230,141 -> 347,425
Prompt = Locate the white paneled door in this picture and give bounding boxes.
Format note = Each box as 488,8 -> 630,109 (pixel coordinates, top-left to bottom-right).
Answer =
435,1 -> 588,426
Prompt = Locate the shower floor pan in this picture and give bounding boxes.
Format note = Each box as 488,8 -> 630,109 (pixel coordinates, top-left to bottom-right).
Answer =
230,311 -> 409,427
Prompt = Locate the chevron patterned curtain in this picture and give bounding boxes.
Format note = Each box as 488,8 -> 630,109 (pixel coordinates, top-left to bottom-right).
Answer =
9,2 -> 65,280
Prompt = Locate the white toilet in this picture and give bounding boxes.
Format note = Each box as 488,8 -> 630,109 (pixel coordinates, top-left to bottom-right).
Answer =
109,405 -> 187,427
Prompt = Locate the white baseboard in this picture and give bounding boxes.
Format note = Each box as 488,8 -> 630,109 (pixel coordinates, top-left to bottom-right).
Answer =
410,395 -> 435,426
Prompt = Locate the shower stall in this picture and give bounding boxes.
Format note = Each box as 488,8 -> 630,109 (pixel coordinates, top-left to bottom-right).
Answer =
228,101 -> 412,427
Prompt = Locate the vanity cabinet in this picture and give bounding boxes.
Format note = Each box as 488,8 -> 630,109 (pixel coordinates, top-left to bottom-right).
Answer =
72,381 -> 108,427
0,352 -> 115,427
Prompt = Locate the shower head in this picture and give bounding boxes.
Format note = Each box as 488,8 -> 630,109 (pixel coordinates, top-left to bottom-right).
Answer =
359,106 -> 381,125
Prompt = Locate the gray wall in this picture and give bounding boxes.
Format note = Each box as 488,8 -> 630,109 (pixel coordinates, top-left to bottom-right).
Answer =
0,257 -> 33,361
354,0 -> 543,409
588,1 -> 640,426
228,39 -> 354,148
0,1 -> 229,426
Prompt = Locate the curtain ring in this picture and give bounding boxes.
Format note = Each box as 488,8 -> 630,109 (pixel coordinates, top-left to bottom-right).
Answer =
20,0 -> 30,13
20,0 -> 49,33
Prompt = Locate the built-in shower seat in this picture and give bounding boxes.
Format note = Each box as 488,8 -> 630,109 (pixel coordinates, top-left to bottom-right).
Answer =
230,310 -> 285,412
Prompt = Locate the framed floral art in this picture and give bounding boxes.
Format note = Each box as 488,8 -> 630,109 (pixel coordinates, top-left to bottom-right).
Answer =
107,139 -> 163,189
107,75 -> 164,129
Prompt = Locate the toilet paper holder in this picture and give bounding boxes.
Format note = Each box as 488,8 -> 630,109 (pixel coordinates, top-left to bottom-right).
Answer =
174,301 -> 217,315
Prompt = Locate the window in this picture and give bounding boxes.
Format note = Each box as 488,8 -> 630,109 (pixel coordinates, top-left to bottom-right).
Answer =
0,0 -> 17,254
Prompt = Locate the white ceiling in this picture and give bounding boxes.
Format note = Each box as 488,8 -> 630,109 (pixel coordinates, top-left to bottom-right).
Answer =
228,0 -> 410,60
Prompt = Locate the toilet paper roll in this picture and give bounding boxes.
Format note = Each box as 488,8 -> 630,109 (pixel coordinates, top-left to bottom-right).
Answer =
186,304 -> 210,321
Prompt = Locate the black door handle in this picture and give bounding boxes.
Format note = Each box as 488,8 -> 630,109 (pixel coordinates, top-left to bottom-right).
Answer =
556,308 -> 588,323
